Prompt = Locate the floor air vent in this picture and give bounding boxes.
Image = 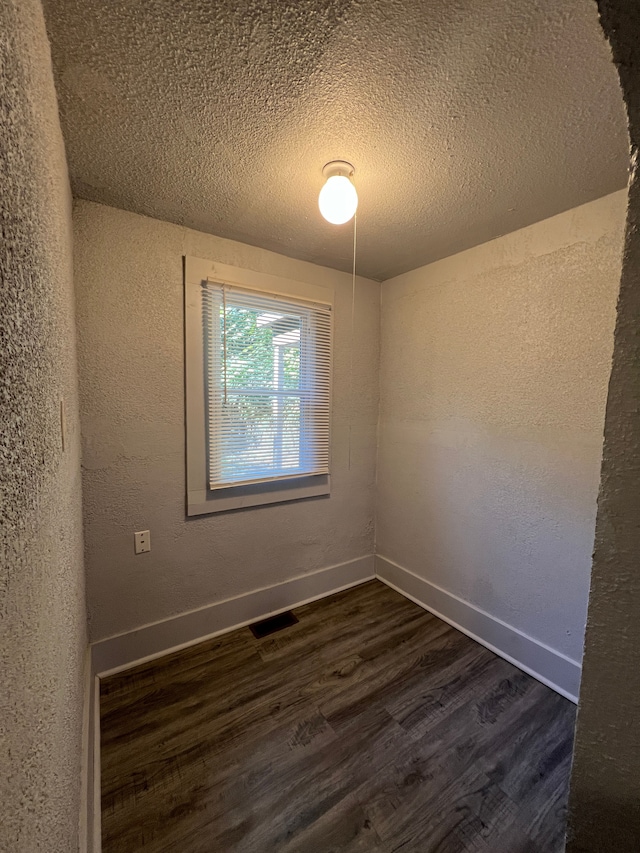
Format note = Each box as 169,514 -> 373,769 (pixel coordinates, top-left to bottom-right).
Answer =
250,610 -> 299,639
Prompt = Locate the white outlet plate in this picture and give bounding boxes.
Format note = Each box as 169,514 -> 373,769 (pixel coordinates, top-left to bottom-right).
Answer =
134,530 -> 151,554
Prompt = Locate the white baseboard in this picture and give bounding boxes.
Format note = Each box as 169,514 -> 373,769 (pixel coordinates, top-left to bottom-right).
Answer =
78,647 -> 91,853
91,674 -> 101,853
80,649 -> 101,853
375,554 -> 581,703
91,555 -> 375,677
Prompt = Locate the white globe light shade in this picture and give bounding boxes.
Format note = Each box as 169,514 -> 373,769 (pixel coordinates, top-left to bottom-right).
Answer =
318,174 -> 358,225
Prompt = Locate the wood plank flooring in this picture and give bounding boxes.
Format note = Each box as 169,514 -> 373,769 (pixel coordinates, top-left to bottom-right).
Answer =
100,580 -> 575,852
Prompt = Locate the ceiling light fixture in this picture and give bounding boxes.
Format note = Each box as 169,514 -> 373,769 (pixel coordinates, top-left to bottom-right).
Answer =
318,160 -> 358,225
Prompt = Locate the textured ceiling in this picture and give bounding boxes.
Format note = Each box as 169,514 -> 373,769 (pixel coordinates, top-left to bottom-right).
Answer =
43,0 -> 628,281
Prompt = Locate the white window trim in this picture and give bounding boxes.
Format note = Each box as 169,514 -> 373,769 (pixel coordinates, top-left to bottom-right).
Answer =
184,256 -> 333,516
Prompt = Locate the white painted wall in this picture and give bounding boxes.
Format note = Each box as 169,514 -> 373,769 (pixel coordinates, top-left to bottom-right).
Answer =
1,1 -> 86,850
73,200 -> 379,643
376,190 -> 627,665
568,6 -> 640,847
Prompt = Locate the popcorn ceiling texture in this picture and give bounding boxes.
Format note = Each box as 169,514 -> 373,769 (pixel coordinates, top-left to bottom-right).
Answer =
73,200 -> 379,642
567,2 -> 640,850
43,0 -> 628,281
377,190 -> 626,665
0,1 -> 86,851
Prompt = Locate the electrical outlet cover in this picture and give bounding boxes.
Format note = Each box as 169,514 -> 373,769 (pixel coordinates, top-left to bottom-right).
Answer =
134,530 -> 151,554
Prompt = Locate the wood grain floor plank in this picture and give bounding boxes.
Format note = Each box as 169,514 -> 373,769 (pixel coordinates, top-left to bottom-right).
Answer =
100,580 -> 575,852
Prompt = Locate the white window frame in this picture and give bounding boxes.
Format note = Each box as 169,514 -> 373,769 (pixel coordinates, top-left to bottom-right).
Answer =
184,256 -> 333,516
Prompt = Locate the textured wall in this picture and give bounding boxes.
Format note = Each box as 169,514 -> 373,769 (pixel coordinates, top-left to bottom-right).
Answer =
377,190 -> 626,663
43,0 -> 627,280
0,2 -> 86,852
73,200 -> 379,642
567,2 -> 640,849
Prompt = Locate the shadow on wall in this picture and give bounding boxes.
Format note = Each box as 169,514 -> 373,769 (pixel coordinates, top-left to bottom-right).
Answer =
567,1 -> 640,852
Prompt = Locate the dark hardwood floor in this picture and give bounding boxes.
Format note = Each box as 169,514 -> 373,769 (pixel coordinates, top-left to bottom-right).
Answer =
100,580 -> 575,852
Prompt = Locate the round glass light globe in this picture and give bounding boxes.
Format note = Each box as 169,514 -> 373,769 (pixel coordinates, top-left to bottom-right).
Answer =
318,175 -> 358,225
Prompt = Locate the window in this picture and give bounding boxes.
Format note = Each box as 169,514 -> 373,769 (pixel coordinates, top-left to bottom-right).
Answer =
205,283 -> 331,487
185,257 -> 333,515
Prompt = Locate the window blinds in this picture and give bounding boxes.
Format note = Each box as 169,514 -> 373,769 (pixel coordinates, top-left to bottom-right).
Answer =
202,282 -> 332,489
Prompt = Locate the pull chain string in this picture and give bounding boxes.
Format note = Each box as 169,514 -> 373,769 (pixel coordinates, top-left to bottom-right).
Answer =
222,284 -> 228,404
348,211 -> 357,470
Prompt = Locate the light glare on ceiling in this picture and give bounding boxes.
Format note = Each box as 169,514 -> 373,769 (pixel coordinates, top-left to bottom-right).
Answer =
318,161 -> 358,225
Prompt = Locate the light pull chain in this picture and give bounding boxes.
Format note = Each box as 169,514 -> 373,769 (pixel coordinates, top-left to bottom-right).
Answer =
348,212 -> 357,470
222,284 -> 228,403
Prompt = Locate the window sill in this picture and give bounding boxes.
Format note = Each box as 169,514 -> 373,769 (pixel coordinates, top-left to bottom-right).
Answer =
186,473 -> 330,516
